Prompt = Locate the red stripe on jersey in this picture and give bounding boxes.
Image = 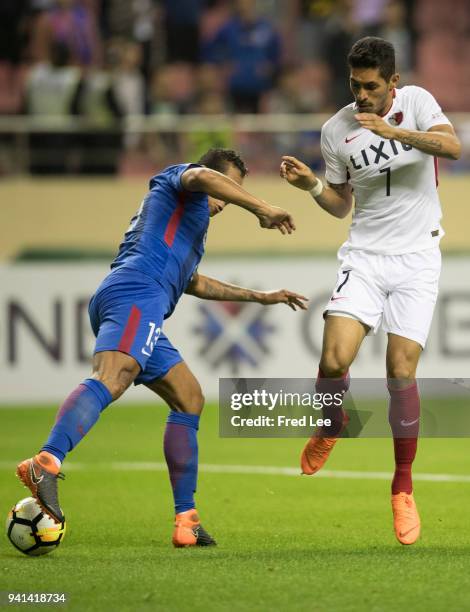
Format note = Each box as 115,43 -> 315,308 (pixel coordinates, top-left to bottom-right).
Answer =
164,194 -> 185,247
118,305 -> 141,354
434,156 -> 439,187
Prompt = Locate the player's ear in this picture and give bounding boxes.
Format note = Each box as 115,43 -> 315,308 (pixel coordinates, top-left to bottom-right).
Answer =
390,73 -> 400,89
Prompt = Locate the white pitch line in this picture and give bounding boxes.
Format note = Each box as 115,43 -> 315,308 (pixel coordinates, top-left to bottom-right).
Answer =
1,461 -> 470,483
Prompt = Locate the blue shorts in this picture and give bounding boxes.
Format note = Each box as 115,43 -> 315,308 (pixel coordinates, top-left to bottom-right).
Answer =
88,269 -> 183,385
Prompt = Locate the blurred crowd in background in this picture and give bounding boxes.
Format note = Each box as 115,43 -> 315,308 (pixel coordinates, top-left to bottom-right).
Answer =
1,0 -> 469,174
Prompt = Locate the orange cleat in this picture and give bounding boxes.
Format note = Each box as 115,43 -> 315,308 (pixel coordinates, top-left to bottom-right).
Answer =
16,453 -> 65,524
300,436 -> 338,475
391,492 -> 421,545
172,509 -> 216,548
300,414 -> 349,475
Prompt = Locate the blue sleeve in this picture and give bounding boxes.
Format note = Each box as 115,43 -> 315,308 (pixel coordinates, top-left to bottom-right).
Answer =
165,163 -> 202,192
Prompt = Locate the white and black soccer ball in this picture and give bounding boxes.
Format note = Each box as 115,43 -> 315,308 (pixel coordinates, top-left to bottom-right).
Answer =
6,497 -> 66,556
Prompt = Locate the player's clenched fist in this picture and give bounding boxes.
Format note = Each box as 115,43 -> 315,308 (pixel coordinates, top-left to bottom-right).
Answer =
280,156 -> 317,191
257,205 -> 296,234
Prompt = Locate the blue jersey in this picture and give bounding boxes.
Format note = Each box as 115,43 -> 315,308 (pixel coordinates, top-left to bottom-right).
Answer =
110,163 -> 209,316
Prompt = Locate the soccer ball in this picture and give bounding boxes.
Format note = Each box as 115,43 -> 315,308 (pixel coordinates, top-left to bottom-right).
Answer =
6,497 -> 66,556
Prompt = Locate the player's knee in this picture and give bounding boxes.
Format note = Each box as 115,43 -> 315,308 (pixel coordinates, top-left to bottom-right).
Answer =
91,351 -> 139,401
387,361 -> 416,382
170,382 -> 204,414
91,371 -> 134,401
319,351 -> 350,378
186,384 -> 205,414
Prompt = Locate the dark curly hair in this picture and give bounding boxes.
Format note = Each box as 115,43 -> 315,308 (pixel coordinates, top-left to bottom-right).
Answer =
348,37 -> 396,82
198,148 -> 248,178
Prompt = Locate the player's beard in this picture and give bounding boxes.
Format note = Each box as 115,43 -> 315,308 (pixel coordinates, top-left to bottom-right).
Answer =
375,88 -> 395,116
356,89 -> 392,116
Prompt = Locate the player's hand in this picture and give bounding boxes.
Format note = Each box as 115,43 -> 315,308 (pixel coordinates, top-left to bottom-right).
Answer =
280,156 -> 317,191
354,113 -> 396,139
258,206 -> 296,234
258,289 -> 309,311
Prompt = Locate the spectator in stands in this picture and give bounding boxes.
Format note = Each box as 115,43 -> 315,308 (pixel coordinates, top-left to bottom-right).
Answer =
111,40 -> 145,117
146,63 -> 197,167
185,66 -> 232,162
99,0 -> 157,83
371,0 -> 414,83
32,0 -> 101,67
265,64 -> 324,171
322,0 -> 366,109
107,39 -> 145,151
195,63 -> 227,101
25,41 -> 81,116
149,63 -> 196,115
0,0 -> 30,115
25,40 -> 81,174
202,0 -> 281,113
296,0 -> 337,60
73,45 -> 123,174
74,67 -> 122,124
185,91 -> 232,162
0,0 -> 30,66
266,64 -> 329,114
161,0 -> 206,65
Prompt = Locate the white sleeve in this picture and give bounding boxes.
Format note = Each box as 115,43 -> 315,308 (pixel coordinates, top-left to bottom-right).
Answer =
321,125 -> 348,184
413,86 -> 451,132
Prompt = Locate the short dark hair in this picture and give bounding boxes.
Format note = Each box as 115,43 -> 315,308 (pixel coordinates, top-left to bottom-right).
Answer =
348,37 -> 396,81
198,148 -> 248,178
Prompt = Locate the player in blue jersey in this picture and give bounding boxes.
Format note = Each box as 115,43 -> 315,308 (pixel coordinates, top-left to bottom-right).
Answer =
17,148 -> 307,547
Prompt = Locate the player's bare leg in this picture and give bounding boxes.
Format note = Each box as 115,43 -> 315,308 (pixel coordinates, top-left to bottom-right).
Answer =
301,315 -> 369,475
90,350 -> 141,398
386,334 -> 422,545
146,362 -> 216,547
17,351 -> 139,523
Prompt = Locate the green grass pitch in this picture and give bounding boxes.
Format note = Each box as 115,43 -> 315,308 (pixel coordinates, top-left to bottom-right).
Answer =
1,403 -> 470,612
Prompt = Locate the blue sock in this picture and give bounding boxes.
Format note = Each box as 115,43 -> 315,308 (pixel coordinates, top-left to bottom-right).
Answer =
41,379 -> 113,462
164,411 -> 200,514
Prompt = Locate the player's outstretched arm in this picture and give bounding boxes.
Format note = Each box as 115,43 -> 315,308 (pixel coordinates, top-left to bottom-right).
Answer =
280,155 -> 353,219
185,273 -> 308,311
181,166 -> 296,234
354,114 -> 461,160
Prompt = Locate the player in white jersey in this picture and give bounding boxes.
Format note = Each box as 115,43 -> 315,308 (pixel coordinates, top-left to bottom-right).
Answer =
281,37 -> 461,545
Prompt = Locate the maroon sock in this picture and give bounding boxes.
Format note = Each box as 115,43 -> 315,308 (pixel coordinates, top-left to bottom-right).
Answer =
388,381 -> 420,495
391,438 -> 417,494
316,368 -> 350,436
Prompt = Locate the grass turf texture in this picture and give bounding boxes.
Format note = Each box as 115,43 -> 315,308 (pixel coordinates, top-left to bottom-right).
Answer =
1,403 -> 470,612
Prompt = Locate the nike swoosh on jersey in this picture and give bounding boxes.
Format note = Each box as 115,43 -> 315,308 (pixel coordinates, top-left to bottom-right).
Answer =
345,132 -> 364,143
330,296 -> 348,301
400,418 -> 419,427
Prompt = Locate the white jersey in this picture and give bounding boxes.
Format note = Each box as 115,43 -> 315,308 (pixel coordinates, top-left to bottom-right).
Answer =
321,85 -> 452,254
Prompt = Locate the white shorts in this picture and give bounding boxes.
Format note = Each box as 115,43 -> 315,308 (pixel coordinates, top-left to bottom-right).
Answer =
324,246 -> 442,348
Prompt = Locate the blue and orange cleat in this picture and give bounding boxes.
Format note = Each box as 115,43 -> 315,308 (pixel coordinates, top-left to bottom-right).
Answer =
172,509 -> 216,548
